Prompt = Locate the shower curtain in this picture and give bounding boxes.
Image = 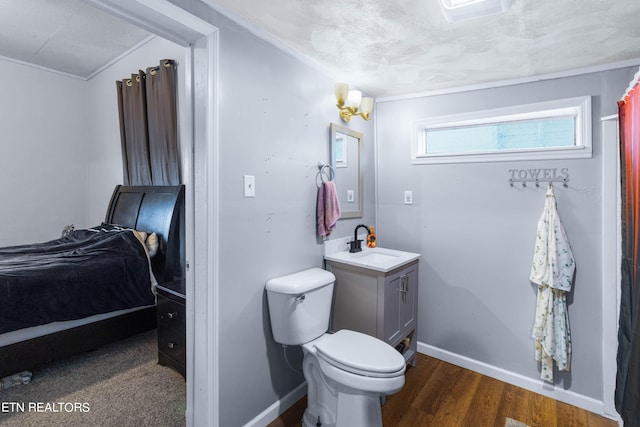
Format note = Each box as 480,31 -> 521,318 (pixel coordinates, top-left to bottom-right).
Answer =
616,69 -> 640,425
116,59 -> 180,186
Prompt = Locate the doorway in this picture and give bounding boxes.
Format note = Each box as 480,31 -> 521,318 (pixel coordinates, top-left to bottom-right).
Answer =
89,1 -> 220,425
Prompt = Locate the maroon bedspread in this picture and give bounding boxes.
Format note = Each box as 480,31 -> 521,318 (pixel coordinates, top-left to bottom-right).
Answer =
0,228 -> 155,334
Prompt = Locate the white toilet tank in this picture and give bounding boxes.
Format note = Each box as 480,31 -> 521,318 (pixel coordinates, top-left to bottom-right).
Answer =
265,268 -> 335,345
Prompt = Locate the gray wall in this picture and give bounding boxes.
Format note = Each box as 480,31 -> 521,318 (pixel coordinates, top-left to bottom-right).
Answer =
375,67 -> 636,400
0,59 -> 89,246
216,25 -> 374,427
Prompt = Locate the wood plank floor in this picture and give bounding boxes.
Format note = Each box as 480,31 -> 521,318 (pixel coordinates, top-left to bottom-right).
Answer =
268,353 -> 618,427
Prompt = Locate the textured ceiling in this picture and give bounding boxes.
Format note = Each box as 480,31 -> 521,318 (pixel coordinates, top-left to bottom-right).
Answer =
1,0 -> 639,96
203,0 -> 640,98
0,0 -> 150,79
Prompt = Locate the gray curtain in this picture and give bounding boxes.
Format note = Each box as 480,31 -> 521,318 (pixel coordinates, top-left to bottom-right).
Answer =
116,59 -> 180,186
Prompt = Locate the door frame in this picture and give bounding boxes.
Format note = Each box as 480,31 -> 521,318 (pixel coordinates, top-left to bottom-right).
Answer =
601,114 -> 621,422
88,1 -> 220,425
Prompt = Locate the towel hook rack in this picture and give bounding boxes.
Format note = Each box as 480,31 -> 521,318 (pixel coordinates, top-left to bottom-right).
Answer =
509,177 -> 569,188
508,168 -> 570,189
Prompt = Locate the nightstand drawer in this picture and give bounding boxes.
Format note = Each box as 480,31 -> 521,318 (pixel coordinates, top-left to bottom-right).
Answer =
157,292 -> 185,376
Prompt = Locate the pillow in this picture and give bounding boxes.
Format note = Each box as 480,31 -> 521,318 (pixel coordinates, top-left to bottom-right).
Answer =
145,232 -> 159,257
131,230 -> 159,257
98,225 -> 158,258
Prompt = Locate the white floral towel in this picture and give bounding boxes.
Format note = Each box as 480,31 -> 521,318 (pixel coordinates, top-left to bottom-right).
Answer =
529,185 -> 575,382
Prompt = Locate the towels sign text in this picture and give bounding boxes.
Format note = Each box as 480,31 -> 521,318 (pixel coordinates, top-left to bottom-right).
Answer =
508,167 -> 570,182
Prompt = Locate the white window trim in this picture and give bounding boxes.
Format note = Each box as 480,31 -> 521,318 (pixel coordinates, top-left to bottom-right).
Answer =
411,96 -> 592,164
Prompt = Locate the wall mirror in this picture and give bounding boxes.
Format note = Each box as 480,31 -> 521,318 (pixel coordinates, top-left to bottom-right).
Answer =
330,123 -> 363,219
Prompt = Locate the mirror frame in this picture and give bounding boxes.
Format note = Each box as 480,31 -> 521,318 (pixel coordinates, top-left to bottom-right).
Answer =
330,123 -> 363,219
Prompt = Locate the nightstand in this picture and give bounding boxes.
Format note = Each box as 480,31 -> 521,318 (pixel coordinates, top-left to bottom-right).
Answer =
156,280 -> 185,377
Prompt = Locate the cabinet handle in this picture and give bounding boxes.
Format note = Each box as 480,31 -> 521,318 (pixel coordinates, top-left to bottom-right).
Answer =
168,342 -> 176,349
400,275 -> 408,303
167,312 -> 177,319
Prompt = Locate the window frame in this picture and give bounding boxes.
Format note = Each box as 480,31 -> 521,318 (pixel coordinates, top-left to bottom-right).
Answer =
411,96 -> 592,164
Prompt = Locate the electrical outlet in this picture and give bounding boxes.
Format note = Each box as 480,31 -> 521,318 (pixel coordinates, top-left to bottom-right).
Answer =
347,189 -> 355,203
404,190 -> 413,205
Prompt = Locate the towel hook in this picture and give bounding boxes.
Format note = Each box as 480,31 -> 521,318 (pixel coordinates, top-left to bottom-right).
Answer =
508,178 -> 569,188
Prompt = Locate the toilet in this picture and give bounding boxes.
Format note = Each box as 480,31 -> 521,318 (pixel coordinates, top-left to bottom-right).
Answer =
266,267 -> 405,427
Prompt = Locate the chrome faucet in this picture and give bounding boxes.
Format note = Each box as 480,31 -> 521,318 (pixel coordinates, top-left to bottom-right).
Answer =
349,224 -> 370,253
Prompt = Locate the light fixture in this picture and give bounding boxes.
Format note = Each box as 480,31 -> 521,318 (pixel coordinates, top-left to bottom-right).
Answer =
438,0 -> 512,23
334,83 -> 373,122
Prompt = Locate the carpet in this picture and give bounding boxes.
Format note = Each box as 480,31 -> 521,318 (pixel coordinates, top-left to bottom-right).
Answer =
0,329 -> 185,427
505,417 -> 531,427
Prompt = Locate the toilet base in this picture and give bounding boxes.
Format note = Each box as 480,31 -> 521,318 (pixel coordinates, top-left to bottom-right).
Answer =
302,345 -> 397,427
302,392 -> 383,427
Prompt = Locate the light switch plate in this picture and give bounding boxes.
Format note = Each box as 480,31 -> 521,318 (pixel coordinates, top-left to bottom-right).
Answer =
404,190 -> 413,205
244,175 -> 255,197
347,189 -> 355,203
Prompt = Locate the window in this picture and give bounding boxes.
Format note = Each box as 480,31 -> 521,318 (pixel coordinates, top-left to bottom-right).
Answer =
411,96 -> 591,164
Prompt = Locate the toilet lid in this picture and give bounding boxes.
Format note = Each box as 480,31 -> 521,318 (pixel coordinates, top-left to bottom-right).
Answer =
314,330 -> 405,378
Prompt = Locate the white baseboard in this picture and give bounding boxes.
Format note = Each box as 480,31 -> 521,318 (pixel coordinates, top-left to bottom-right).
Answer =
417,342 -> 619,422
244,382 -> 307,427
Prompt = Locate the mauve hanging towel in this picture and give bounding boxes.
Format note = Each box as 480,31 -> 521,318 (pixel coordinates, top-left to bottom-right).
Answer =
317,181 -> 341,238
529,184 -> 575,382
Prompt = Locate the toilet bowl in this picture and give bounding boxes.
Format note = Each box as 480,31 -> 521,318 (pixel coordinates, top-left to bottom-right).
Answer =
301,330 -> 405,427
265,268 -> 406,427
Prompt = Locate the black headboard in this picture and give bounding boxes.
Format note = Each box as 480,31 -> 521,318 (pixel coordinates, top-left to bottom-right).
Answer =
105,185 -> 185,284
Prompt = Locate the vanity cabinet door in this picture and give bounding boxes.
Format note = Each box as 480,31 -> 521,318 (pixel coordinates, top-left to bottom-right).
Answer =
383,263 -> 418,346
399,263 -> 418,334
383,271 -> 404,345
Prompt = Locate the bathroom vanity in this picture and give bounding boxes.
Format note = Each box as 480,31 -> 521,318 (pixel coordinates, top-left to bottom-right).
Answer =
324,247 -> 420,366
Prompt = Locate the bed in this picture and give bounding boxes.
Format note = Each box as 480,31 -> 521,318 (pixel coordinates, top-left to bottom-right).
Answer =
0,185 -> 185,378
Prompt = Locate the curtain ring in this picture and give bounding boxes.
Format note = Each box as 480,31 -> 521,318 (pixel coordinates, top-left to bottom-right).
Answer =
135,75 -> 141,83
149,68 -> 157,76
126,79 -> 132,87
163,60 -> 172,68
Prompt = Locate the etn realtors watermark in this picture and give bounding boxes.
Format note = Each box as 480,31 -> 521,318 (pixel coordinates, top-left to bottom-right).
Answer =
1,401 -> 90,413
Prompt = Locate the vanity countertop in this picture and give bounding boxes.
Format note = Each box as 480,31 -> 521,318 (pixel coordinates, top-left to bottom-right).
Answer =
324,247 -> 420,273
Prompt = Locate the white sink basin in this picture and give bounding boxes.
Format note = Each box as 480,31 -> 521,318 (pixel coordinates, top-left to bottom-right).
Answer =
353,252 -> 399,263
324,247 -> 420,273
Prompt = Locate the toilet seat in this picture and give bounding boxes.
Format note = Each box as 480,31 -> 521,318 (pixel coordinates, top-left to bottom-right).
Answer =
314,330 -> 405,378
